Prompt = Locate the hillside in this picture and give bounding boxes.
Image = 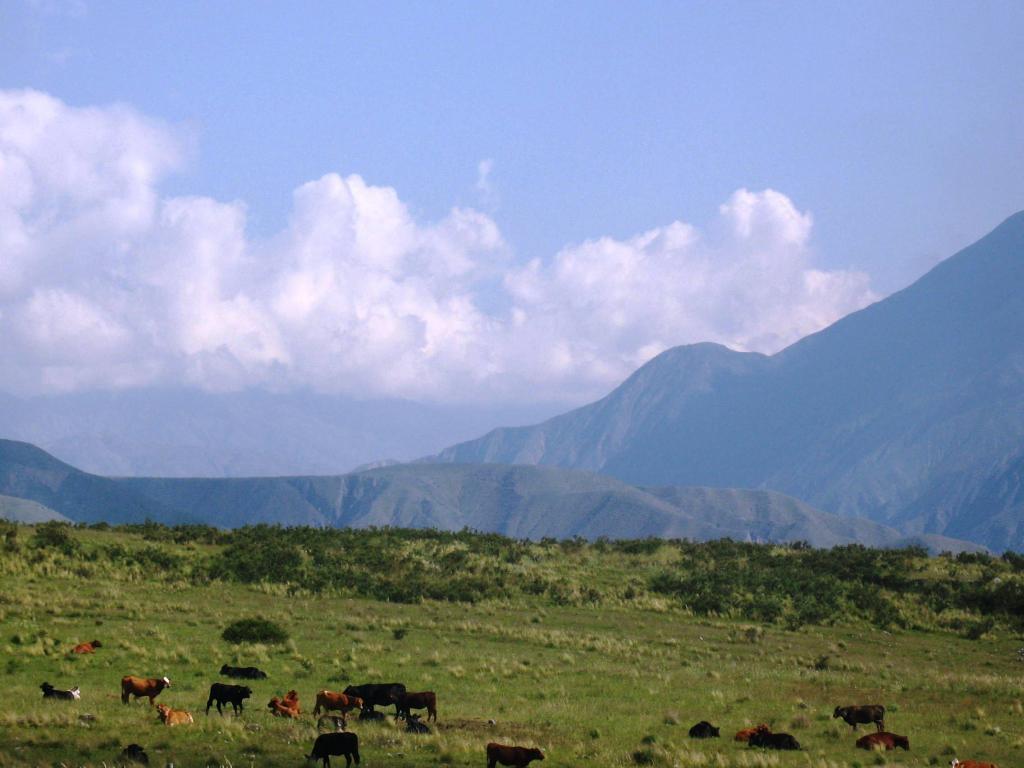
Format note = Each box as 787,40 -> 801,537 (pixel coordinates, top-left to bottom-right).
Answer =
0,439 -> 984,550
435,211 -> 1024,551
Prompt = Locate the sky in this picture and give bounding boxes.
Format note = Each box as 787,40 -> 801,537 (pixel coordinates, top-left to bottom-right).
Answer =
1,1 -> 1022,405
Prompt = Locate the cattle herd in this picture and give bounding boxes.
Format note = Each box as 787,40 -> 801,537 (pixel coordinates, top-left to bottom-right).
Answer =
32,638 -> 1001,767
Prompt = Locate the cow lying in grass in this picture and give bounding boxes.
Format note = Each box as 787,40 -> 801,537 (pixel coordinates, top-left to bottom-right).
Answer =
72,640 -> 101,654
486,743 -> 545,768
748,731 -> 800,750
857,731 -> 909,751
220,664 -> 267,679
950,759 -> 999,768
268,691 -> 301,718
734,724 -> 770,742
40,682 -> 80,700
156,703 -> 193,725
688,721 -> 719,738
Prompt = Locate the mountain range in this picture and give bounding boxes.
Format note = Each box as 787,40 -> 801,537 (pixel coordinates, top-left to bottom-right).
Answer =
435,212 -> 1024,551
0,438 -> 981,551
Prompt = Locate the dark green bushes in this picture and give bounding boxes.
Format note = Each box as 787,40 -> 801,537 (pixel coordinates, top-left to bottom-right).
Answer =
222,617 -> 289,644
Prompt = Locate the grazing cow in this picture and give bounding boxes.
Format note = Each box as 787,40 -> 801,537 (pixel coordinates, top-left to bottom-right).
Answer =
307,731 -> 360,767
220,664 -> 267,679
688,720 -> 720,738
486,743 -> 545,768
951,760 -> 999,768
395,691 -> 437,722
268,695 -> 301,718
121,676 -> 170,705
120,744 -> 149,765
857,732 -> 909,751
833,704 -> 885,732
748,731 -> 801,750
343,682 -> 406,711
734,724 -> 771,742
40,682 -> 80,700
72,640 -> 102,654
405,714 -> 430,734
156,703 -> 194,726
313,690 -> 364,718
206,683 -> 252,715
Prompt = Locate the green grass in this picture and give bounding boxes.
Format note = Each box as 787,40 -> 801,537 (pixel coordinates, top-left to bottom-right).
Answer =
0,524 -> 1021,767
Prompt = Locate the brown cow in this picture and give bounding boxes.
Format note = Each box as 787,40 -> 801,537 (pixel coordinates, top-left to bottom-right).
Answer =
121,675 -> 170,705
72,640 -> 102,654
857,732 -> 909,751
156,703 -> 193,725
734,724 -> 771,742
268,694 -> 301,718
396,691 -> 437,722
950,760 -> 999,768
486,743 -> 545,768
314,690 -> 363,719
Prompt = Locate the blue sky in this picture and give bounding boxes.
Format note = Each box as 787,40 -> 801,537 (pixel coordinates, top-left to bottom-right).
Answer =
1,1 -> 1022,403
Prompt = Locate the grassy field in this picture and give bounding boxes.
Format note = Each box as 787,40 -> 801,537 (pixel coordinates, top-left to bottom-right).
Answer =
0,524 -> 1022,768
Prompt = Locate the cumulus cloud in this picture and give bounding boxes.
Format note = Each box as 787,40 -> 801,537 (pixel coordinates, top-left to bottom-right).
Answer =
0,89 -> 877,402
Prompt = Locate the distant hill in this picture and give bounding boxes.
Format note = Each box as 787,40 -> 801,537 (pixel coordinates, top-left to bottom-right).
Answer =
0,439 -> 984,551
435,212 -> 1024,551
0,390 -> 561,477
0,494 -> 68,524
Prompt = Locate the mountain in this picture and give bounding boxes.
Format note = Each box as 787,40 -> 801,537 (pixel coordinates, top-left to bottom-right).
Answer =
0,494 -> 68,524
435,212 -> 1024,551
0,390 -> 562,477
0,439 -> 983,550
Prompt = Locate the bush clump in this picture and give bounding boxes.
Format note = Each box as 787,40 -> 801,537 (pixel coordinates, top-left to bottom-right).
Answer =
222,617 -> 289,645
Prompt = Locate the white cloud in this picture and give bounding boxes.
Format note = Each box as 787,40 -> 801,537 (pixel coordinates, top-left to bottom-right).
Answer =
0,89 -> 877,403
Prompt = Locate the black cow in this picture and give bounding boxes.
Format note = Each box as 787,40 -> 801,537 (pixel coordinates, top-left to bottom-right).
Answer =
689,721 -> 720,738
220,664 -> 267,679
206,683 -> 252,715
833,704 -> 885,732
748,731 -> 801,750
40,682 -> 80,700
120,744 -> 149,765
406,714 -> 430,734
307,732 -> 360,767
343,682 -> 406,712
358,708 -> 387,722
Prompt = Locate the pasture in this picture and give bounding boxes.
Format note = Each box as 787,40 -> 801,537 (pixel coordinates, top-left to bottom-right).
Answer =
0,523 -> 1022,767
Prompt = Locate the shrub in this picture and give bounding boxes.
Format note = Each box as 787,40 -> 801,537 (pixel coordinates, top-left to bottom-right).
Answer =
222,617 -> 289,644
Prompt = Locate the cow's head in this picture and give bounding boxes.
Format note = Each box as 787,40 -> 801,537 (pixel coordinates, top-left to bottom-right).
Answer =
70,687 -> 81,700
949,761 -> 960,768
530,749 -> 545,761
710,725 -> 720,737
832,707 -> 843,718
91,640 -> 102,648
156,704 -> 170,721
220,665 -> 230,675
161,676 -> 171,688
240,686 -> 252,698
895,736 -> 909,750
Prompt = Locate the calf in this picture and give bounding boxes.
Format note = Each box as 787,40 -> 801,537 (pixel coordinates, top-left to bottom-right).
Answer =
156,703 -> 193,726
307,731 -> 360,767
405,714 -> 430,734
40,682 -> 80,700
72,640 -> 102,654
857,732 -> 909,751
268,695 -> 301,718
748,731 -> 801,750
951,760 -> 999,768
358,708 -> 387,722
220,664 -> 267,679
395,691 -> 437,722
734,724 -> 771,742
121,675 -> 170,705
314,690 -> 363,718
206,683 -> 252,715
486,743 -> 545,768
688,720 -> 720,738
834,704 -> 885,732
